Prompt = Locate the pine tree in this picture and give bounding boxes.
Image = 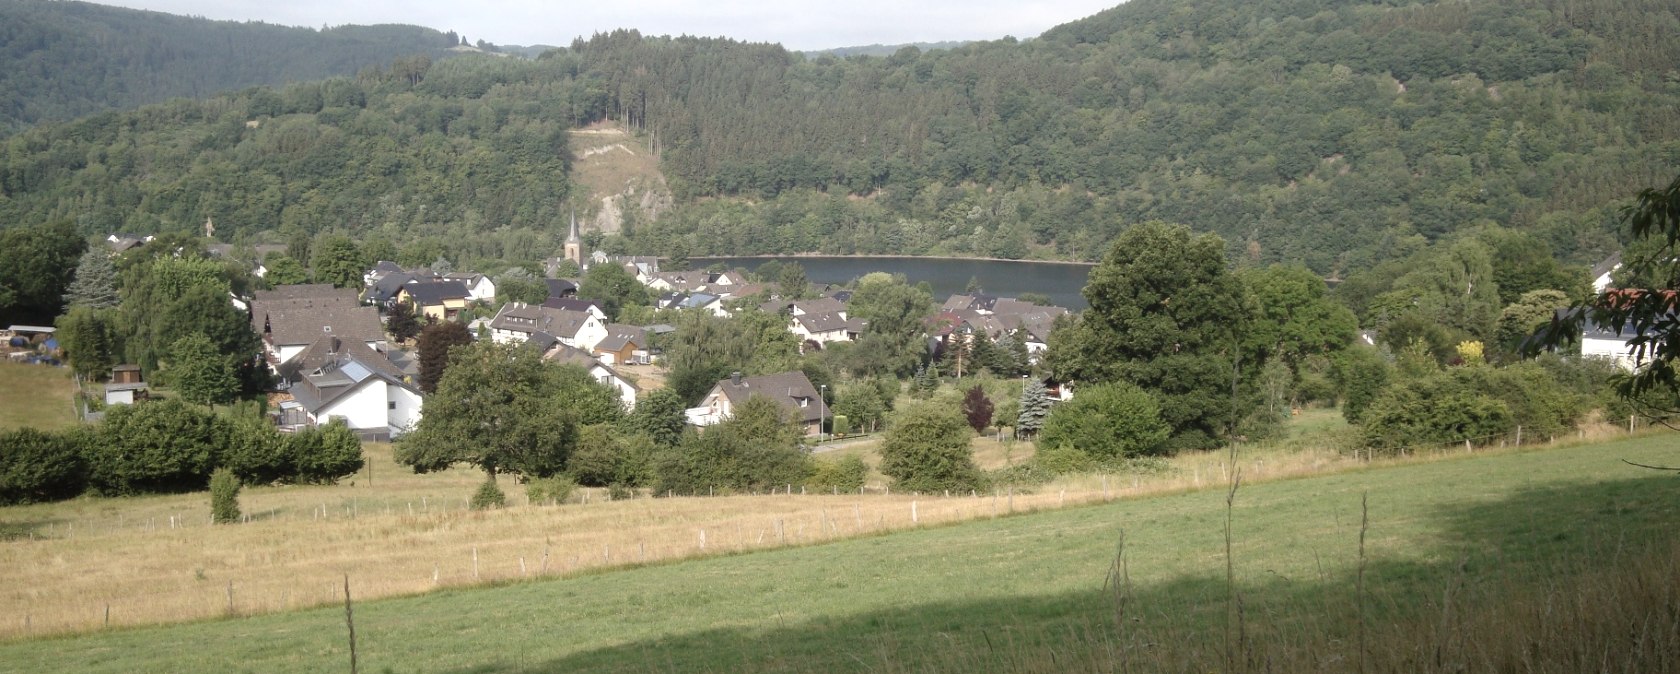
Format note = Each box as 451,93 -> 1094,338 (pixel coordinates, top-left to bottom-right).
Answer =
1017,379 -> 1051,440
63,248 -> 119,308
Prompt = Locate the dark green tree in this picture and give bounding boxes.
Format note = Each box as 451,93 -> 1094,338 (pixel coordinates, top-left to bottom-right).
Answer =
0,221 -> 85,324
88,399 -> 228,495
209,468 -> 240,524
622,387 -> 689,447
262,254 -> 309,286
879,399 -> 980,492
310,235 -> 366,289
0,427 -> 88,505
579,261 -> 650,321
387,299 -> 423,343
55,306 -> 119,379
847,272 -> 934,377
416,320 -> 474,394
167,332 -> 239,408
1050,221 -> 1249,451
1038,381 -> 1170,461
961,384 -> 993,433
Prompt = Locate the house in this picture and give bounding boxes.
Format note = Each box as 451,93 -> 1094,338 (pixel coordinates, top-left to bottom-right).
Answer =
680,292 -> 728,317
687,371 -> 827,437
789,311 -> 854,349
592,324 -> 649,365
274,335 -> 423,440
105,233 -> 153,254
250,285 -> 385,367
543,343 -> 639,409
443,272 -> 497,303
489,303 -> 608,351
541,297 -> 608,320
104,364 -> 148,406
364,272 -> 416,308
1574,291 -> 1677,371
545,278 -> 578,299
791,297 -> 847,318
1591,252 -> 1623,294
362,260 -> 406,289
396,281 -> 472,322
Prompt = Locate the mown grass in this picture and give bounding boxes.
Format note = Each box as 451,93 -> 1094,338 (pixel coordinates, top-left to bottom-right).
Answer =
1,431 -> 1673,673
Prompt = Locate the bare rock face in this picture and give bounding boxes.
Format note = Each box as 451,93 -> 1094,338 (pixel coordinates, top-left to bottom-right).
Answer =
569,124 -> 672,234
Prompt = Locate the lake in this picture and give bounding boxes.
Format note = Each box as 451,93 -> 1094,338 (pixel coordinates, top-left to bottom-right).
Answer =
695,256 -> 1094,310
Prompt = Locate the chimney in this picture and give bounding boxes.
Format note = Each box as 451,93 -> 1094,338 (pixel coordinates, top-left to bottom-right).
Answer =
329,336 -> 341,354
731,372 -> 742,386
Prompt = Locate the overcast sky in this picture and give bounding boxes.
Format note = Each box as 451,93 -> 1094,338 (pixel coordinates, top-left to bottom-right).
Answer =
99,1 -> 1121,51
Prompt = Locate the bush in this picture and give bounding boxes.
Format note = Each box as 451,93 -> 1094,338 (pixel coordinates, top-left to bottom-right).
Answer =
879,399 -> 981,492
0,427 -> 87,505
1335,346 -> 1391,424
1037,382 -> 1170,460
653,396 -> 811,495
222,413 -> 288,485
606,483 -> 636,500
287,420 -> 364,484
1359,373 -> 1513,452
1032,442 -> 1095,475
525,475 -> 577,505
807,455 -> 868,492
209,468 -> 240,524
88,399 -> 226,494
470,476 -> 507,510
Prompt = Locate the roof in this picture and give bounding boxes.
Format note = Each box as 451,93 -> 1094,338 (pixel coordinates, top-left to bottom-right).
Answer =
283,336 -> 416,414
253,297 -> 384,349
366,273 -> 416,303
791,297 -> 846,316
545,279 -> 578,296
680,293 -> 720,309
253,284 -> 354,303
400,281 -> 472,306
1590,252 -> 1623,281
490,303 -> 598,339
277,334 -> 407,385
542,297 -> 606,315
792,311 -> 850,334
594,324 -> 647,353
712,371 -> 825,424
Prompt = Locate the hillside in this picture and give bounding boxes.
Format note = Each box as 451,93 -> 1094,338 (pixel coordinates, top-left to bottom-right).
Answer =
1,0 -> 1677,274
0,0 -> 459,134
1,433 -> 1674,671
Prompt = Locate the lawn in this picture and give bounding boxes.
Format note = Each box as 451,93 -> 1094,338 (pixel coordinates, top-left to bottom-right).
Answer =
2,431 -> 1674,673
0,362 -> 79,431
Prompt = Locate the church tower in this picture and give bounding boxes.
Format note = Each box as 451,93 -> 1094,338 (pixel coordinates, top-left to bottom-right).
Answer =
563,209 -> 582,267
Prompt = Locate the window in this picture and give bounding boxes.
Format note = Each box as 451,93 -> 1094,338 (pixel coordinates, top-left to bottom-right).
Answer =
388,401 -> 397,410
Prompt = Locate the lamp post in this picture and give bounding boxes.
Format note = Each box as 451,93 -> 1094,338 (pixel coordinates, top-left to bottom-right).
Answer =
819,384 -> 827,445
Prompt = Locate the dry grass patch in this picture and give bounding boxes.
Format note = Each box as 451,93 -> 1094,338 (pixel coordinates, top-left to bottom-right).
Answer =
0,362 -> 78,431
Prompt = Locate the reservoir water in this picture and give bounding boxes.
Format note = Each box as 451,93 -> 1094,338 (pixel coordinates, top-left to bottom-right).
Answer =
696,256 -> 1094,310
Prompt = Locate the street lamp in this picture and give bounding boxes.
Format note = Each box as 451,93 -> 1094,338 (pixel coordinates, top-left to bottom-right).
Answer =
819,384 -> 827,445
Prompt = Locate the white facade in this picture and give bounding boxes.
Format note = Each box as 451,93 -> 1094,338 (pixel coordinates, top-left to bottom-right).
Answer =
588,364 -> 638,409
313,378 -> 390,431
387,384 -> 424,435
1581,336 -> 1638,371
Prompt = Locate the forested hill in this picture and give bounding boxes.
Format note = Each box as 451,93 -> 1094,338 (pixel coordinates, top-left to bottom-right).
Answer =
2,0 -> 1678,276
0,0 -> 459,134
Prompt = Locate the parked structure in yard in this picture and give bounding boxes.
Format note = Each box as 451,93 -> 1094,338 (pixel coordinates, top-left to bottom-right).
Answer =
687,370 -> 827,436
104,364 -> 148,406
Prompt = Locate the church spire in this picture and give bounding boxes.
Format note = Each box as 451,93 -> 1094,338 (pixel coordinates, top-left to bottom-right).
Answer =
566,209 -> 580,244
563,208 -> 582,267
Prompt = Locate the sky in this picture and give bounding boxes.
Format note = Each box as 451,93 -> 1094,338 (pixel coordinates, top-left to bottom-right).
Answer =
99,1 -> 1123,51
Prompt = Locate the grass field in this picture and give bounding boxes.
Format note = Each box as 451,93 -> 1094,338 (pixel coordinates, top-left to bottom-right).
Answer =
0,362 -> 79,431
1,430 -> 1674,672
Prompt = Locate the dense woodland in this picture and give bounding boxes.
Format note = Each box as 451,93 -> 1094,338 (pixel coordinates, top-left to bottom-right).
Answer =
0,0 -> 458,134
2,0 -> 1677,277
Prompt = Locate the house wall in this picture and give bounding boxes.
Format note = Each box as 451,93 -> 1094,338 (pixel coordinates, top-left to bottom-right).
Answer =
571,320 -> 608,352
276,344 -> 307,365
388,385 -> 424,436
491,328 -> 527,345
1582,337 -> 1637,370
591,366 -> 638,409
315,380 -> 391,432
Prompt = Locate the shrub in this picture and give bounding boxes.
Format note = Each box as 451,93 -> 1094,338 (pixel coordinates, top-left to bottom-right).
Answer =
568,424 -> 625,487
879,399 -> 981,492
88,399 -> 226,494
222,412 -> 288,485
653,396 -> 811,495
209,468 -> 240,524
287,420 -> 364,484
961,385 -> 993,433
470,476 -> 507,510
606,483 -> 635,501
1037,382 -> 1170,460
1335,346 -> 1391,424
0,427 -> 87,505
525,475 -> 577,505
807,455 -> 868,492
1032,442 -> 1095,475
1359,373 -> 1513,452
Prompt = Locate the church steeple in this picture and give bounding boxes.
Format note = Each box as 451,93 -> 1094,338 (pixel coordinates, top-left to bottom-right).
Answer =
563,209 -> 582,267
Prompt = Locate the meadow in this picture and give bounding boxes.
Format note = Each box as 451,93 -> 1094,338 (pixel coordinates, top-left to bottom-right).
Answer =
0,423 -> 1674,672
0,362 -> 78,431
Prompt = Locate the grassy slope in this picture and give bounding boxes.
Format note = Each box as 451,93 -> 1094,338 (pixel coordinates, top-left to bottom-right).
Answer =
1,433 -> 1674,673
0,362 -> 78,431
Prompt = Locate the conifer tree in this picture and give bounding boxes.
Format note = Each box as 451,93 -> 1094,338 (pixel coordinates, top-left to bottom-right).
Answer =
64,248 -> 119,308
1017,379 -> 1051,440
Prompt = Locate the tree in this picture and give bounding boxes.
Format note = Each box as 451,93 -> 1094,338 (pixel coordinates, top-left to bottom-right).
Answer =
55,306 -> 119,379
119,256 -> 261,387
496,266 -> 549,305
396,341 -> 583,480
1017,379 -> 1051,439
579,261 -> 650,322
1533,173 -> 1680,417
961,385 -> 993,432
652,395 -> 810,494
416,320 -> 474,393
262,254 -> 309,286
63,247 -> 120,309
1494,289 -> 1570,359
310,235 -> 366,289
879,399 -> 980,492
621,387 -> 688,447
167,332 -> 239,408
88,399 -> 228,494
286,420 -> 365,484
209,468 -> 240,524
0,427 -> 87,505
1374,239 -> 1503,340
847,272 -> 934,377
834,381 -> 888,433
387,299 -> 422,343
1335,345 -> 1391,424
1050,221 -> 1249,451
1238,264 -> 1358,370
1037,381 -> 1170,461
778,262 -> 809,298
0,220 -> 85,324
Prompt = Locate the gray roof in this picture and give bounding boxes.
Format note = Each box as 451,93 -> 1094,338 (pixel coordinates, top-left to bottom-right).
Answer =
490,304 -> 596,339
791,297 -> 846,316
543,297 -> 605,314
253,284 -> 354,303
793,311 -> 850,334
594,324 -> 646,353
253,295 -> 384,349
284,336 -> 416,414
366,273 -> 416,303
714,371 -> 825,425
402,280 -> 471,306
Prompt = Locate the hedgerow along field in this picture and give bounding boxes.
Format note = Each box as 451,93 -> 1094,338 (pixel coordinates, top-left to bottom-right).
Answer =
0,430 -> 1674,673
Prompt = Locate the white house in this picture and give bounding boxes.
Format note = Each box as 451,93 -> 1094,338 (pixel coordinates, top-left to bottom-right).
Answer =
250,285 -> 385,368
544,343 -> 639,409
489,303 -> 608,352
686,370 -> 826,436
276,336 -> 422,440
789,311 -> 854,347
444,272 -> 497,303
